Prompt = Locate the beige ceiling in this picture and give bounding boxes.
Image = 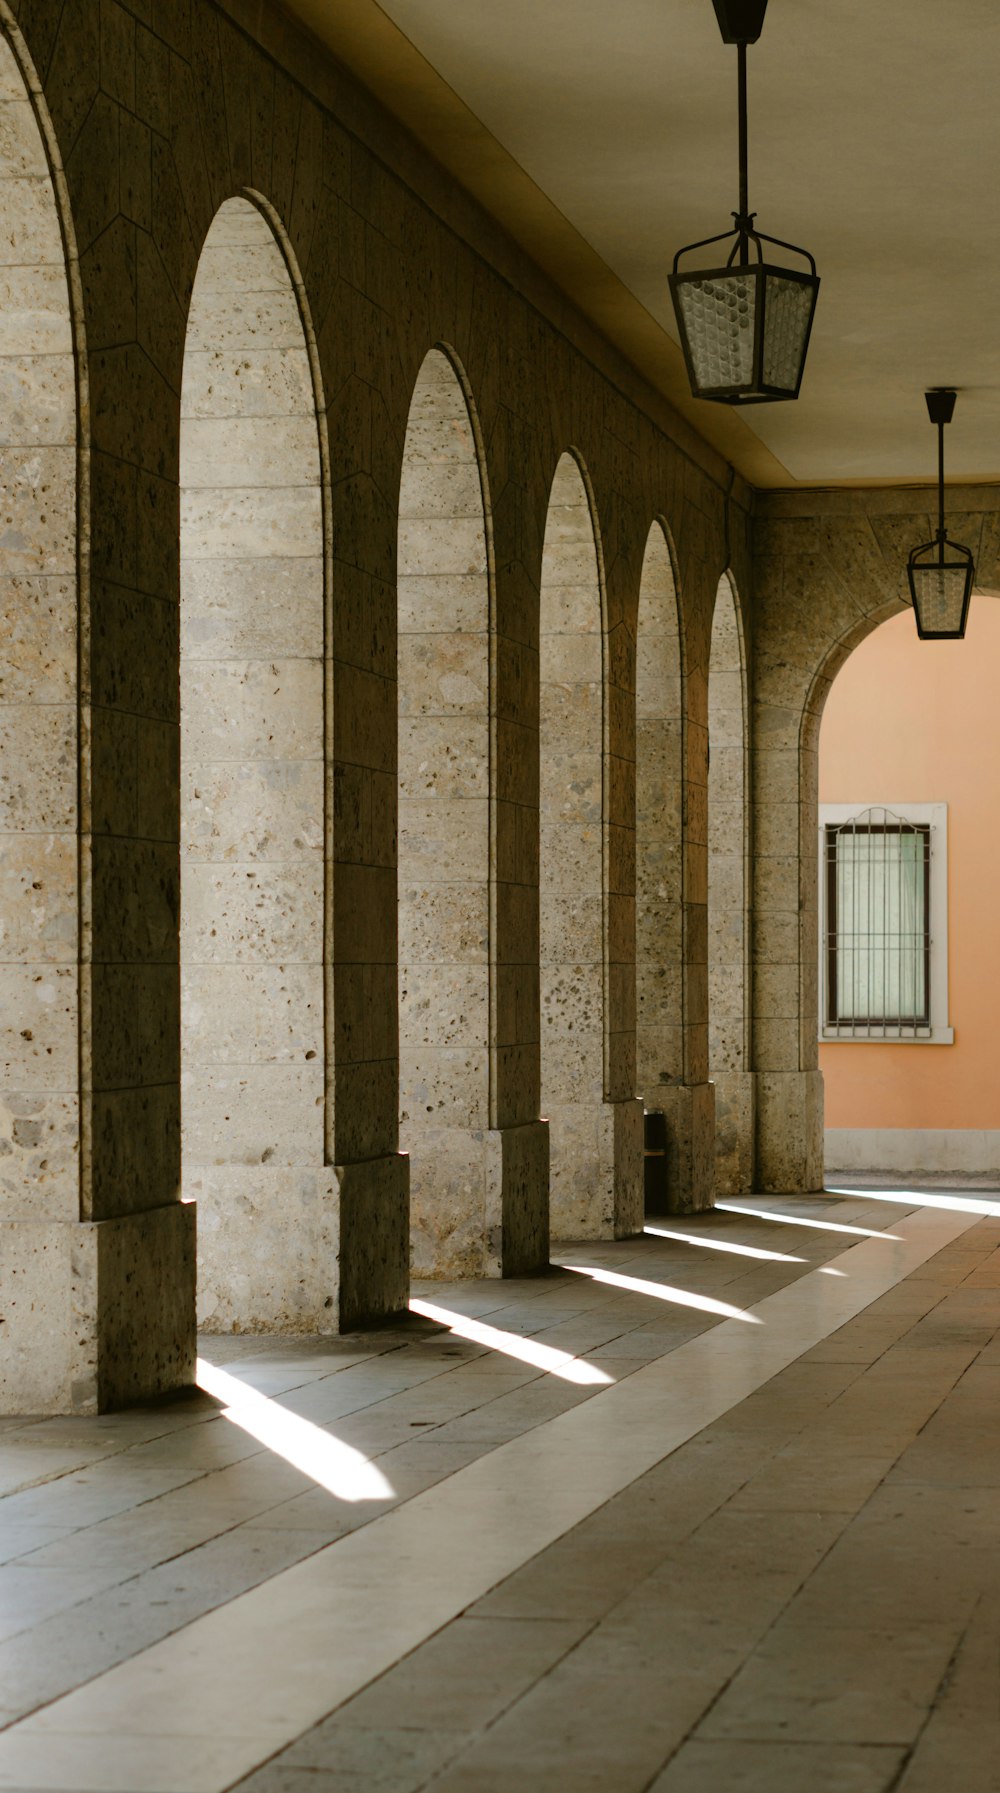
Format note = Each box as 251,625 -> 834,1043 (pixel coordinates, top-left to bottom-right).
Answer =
281,0 -> 1000,489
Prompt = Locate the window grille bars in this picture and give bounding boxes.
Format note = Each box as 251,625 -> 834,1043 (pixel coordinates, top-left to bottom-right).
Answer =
824,807 -> 931,1036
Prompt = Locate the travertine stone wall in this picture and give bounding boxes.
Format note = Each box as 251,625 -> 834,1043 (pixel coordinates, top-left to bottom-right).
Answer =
0,0 -> 755,1409
180,195 -> 332,1331
397,349 -> 497,1278
708,574 -> 753,1195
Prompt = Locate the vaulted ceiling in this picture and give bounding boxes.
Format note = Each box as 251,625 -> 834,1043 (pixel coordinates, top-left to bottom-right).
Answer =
282,0 -> 1000,489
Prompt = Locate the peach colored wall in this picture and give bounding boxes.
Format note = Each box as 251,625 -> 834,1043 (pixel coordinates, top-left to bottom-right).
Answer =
818,594 -> 1000,1131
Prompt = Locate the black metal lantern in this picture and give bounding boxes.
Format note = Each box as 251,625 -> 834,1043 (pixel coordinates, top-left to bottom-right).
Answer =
907,390 -> 975,641
669,0 -> 819,404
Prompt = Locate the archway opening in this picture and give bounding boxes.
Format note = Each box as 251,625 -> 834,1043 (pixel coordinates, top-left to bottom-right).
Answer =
539,453 -> 610,1238
635,523 -> 684,1211
708,573 -> 752,1195
397,348 -> 493,1278
819,596 -> 1000,1183
180,195 -> 330,1332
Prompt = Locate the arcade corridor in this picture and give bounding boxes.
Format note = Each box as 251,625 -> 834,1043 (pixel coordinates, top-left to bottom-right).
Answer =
1,1186 -> 997,1792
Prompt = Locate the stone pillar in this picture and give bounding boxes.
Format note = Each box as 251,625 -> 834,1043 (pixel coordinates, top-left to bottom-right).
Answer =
708,576 -> 754,1195
540,455 -> 641,1241
0,25 -> 194,1414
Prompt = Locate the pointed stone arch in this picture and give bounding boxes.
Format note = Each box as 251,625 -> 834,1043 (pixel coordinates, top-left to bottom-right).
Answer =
180,193 -> 333,1331
397,345 -> 496,1277
708,570 -> 752,1194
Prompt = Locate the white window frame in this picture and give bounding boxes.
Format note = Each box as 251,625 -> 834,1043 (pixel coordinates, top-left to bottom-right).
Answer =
818,802 -> 953,1044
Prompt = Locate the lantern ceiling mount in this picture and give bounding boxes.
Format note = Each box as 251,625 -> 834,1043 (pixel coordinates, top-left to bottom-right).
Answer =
907,389 -> 975,641
670,0 -> 820,406
711,0 -> 767,44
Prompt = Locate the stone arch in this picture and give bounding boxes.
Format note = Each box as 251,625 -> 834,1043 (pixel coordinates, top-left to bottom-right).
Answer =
0,14 -> 89,1411
397,345 -> 494,1278
635,521 -> 686,1197
750,499 -> 920,1192
180,193 -> 332,1332
708,571 -> 752,1194
539,452 -> 642,1240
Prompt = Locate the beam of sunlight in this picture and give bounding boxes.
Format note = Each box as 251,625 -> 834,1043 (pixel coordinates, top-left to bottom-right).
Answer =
827,1186 -> 1000,1220
644,1224 -> 805,1265
558,1264 -> 762,1324
818,1266 -> 847,1276
409,1299 -> 613,1386
196,1358 -> 395,1502
717,1201 -> 902,1241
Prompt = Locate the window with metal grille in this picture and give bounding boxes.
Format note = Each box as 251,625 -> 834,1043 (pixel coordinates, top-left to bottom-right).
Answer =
819,804 -> 953,1044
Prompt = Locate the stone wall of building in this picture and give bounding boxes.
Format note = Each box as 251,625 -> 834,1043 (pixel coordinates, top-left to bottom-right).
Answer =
0,0 -> 755,1411
752,488 -> 1000,1194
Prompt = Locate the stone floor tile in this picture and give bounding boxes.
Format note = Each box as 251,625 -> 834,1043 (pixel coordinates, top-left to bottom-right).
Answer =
275,1723 -> 468,1783
324,1615 -> 585,1735
699,1623 -> 960,1744
0,1525 -> 75,1567
420,1667 -> 716,1793
646,1740 -> 907,1791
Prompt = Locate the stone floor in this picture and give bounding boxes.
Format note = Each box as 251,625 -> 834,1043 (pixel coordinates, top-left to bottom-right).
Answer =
1,1185 -> 999,1791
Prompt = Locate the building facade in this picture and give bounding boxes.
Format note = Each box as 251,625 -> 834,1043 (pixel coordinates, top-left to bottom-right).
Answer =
4,0 -> 1000,1413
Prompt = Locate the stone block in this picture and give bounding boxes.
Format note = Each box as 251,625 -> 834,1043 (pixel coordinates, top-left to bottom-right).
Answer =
181,557 -> 323,660
182,962 -> 324,1064
0,1202 -> 195,1415
712,1067 -> 755,1196
182,758 -> 323,860
337,1150 -> 409,1329
182,658 -> 324,761
398,715 -> 489,799
756,1068 -> 825,1193
0,703 -> 75,831
0,962 -> 77,1087
193,1166 -> 340,1332
0,1088 -> 79,1221
0,832 -> 77,960
182,1062 -> 325,1166
182,861 -> 323,963
406,1122 -> 497,1278
658,1078 -> 716,1213
398,631 -> 488,716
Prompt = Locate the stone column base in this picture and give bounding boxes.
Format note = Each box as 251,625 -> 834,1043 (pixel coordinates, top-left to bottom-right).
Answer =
0,1202 -> 196,1417
193,1168 -> 344,1335
657,1081 -> 716,1213
614,1096 -> 645,1238
550,1096 -> 644,1242
338,1153 -> 410,1330
712,1069 -> 756,1196
496,1118 -> 550,1275
756,1069 -> 825,1192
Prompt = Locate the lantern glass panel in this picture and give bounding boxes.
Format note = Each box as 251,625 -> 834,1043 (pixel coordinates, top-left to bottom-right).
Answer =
674,270 -> 756,391
762,272 -> 815,392
909,561 -> 973,638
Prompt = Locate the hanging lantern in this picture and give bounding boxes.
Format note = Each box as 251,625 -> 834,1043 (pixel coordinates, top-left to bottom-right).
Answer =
669,0 -> 820,404
907,390 -> 975,641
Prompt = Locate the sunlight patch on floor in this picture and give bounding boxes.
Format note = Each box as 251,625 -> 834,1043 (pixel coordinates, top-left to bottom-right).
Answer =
409,1299 -> 613,1385
196,1358 -> 395,1501
644,1224 -> 806,1264
558,1264 -> 762,1323
718,1201 -> 903,1241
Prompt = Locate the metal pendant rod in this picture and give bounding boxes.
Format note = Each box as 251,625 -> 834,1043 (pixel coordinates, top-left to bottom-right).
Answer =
737,41 -> 749,262
937,418 -> 945,550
